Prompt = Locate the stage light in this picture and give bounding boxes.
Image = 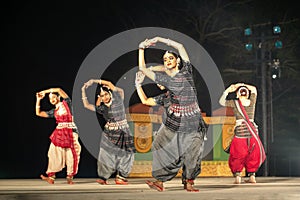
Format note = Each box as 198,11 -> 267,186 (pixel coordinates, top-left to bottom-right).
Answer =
274,40 -> 283,49
271,66 -> 280,79
244,28 -> 252,36
271,59 -> 281,79
273,25 -> 281,34
245,43 -> 253,51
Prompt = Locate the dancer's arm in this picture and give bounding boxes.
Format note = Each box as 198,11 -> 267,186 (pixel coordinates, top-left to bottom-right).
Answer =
243,83 -> 257,95
219,83 -> 249,106
138,41 -> 156,81
36,87 -> 68,117
81,83 -> 96,111
35,91 -> 48,117
135,71 -> 157,106
39,87 -> 68,99
150,36 -> 190,62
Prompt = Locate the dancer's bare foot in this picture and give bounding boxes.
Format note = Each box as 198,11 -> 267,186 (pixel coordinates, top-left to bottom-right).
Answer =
234,176 -> 241,184
185,180 -> 199,192
115,175 -> 128,185
96,179 -> 108,185
245,175 -> 256,183
66,176 -> 74,184
146,180 -> 164,192
40,174 -> 54,184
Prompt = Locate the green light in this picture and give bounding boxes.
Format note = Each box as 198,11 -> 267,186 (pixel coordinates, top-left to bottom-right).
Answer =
245,43 -> 253,51
244,28 -> 252,36
274,40 -> 283,49
273,26 -> 281,34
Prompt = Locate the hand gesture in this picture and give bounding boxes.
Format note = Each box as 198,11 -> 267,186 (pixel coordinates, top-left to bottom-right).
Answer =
149,37 -> 159,43
81,83 -> 89,91
139,38 -> 156,49
135,71 -> 145,86
235,83 -> 245,88
36,91 -> 45,100
225,84 -> 236,93
85,80 -> 94,88
227,83 -> 245,93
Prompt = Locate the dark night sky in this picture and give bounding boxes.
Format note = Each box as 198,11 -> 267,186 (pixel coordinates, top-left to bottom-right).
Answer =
4,1 -> 185,178
3,1 -> 300,178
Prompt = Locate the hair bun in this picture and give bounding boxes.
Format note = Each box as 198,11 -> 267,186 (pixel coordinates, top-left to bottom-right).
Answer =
238,86 -> 249,97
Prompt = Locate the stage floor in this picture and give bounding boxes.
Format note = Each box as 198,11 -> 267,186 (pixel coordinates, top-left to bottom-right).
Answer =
0,177 -> 299,200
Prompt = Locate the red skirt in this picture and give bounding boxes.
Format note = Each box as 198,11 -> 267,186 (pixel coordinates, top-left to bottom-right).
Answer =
49,128 -> 74,148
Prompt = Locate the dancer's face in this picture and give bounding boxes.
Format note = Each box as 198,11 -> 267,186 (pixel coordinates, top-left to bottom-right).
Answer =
163,52 -> 177,69
99,91 -> 111,104
49,93 -> 59,105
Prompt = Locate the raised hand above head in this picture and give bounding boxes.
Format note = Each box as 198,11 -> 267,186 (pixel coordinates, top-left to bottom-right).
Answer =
36,91 -> 45,99
139,38 -> 157,49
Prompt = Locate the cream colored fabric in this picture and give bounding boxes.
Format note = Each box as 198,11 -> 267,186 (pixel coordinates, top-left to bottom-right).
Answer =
46,133 -> 81,176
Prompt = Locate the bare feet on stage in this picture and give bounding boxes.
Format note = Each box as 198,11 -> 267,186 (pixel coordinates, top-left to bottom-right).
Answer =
183,179 -> 199,192
96,179 -> 109,185
234,176 -> 242,184
40,174 -> 54,184
66,176 -> 74,184
245,175 -> 256,184
115,175 -> 128,185
145,180 -> 164,192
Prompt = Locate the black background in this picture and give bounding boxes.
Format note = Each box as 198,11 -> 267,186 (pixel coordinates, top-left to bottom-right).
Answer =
3,1 -> 299,178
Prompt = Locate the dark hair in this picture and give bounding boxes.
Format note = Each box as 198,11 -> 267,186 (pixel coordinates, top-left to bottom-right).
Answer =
95,85 -> 112,102
99,85 -> 111,93
163,50 -> 183,70
50,92 -> 59,96
48,92 -> 61,102
49,92 -> 60,99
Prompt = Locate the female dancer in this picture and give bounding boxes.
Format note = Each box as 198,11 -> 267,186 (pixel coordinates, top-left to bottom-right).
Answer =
36,87 -> 81,184
81,79 -> 136,185
219,83 -> 266,184
137,36 -> 208,192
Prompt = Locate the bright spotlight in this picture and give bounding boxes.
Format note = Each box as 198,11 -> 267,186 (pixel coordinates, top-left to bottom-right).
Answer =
245,43 -> 253,51
273,25 -> 281,34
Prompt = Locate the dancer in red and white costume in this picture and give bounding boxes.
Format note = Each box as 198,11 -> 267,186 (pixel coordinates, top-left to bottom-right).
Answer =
219,83 -> 266,184
36,87 -> 81,184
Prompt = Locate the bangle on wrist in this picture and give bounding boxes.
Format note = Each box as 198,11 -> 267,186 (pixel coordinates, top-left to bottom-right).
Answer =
36,106 -> 40,108
135,84 -> 141,88
99,79 -> 102,85
82,97 -> 87,99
